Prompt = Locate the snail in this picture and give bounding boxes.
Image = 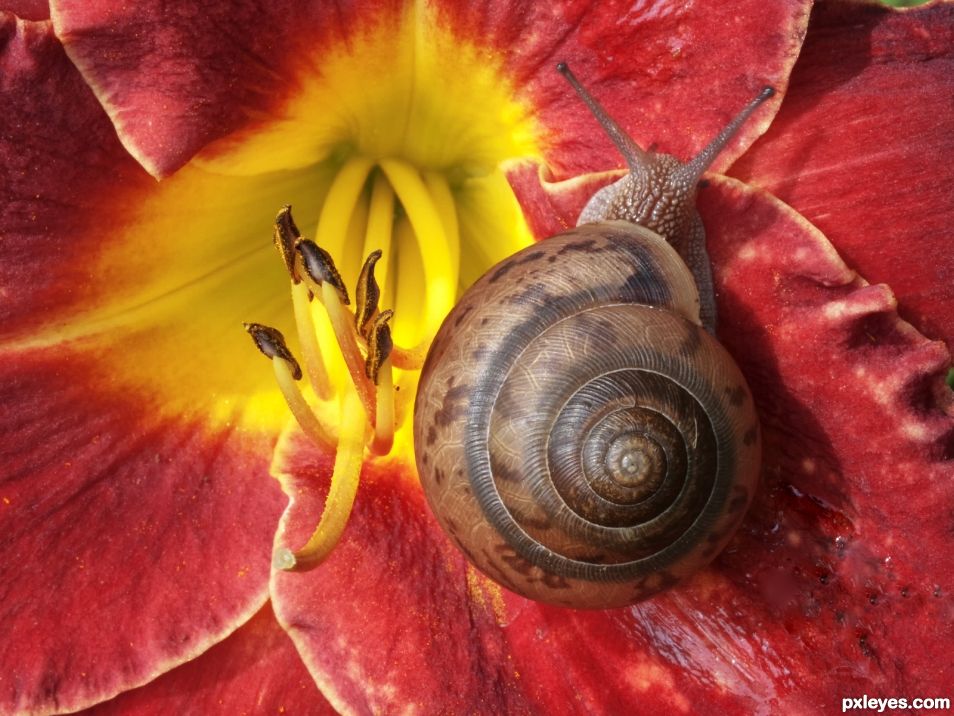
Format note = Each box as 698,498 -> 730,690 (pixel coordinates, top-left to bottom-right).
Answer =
412,64 -> 768,609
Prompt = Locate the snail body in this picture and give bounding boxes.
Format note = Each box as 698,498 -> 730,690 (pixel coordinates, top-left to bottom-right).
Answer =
413,67 -> 768,609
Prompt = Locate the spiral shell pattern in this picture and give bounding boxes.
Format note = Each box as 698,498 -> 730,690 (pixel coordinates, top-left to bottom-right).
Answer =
414,222 -> 761,608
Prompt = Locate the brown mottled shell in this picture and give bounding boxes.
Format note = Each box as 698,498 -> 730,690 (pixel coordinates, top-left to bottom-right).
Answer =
413,221 -> 761,609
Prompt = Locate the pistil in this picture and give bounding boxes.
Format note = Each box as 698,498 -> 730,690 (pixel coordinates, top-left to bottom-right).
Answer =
245,156 -> 462,570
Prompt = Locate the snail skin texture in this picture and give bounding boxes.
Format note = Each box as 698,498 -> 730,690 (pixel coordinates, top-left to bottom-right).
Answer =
414,69 -> 764,609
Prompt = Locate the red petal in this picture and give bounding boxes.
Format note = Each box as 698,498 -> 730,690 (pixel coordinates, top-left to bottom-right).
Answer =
0,345 -> 287,714
730,1 -> 954,348
5,2 -> 48,20
270,434 -> 535,713
272,177 -> 952,712
495,0 -> 810,178
81,603 -> 335,716
700,175 -> 953,702
0,14 -> 152,338
506,163 -> 623,238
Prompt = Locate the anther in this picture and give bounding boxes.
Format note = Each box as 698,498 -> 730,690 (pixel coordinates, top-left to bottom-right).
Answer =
244,322 -> 336,449
355,250 -> 383,339
297,239 -> 350,305
365,309 -> 394,385
273,205 -> 302,282
244,322 -> 302,379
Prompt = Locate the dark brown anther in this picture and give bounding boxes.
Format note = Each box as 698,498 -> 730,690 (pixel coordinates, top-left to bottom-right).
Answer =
244,322 -> 303,379
273,205 -> 301,282
297,239 -> 350,305
364,309 -> 394,385
355,250 -> 383,339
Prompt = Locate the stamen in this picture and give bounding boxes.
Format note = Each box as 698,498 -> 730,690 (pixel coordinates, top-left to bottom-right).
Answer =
372,355 -> 395,456
363,172 -> 396,295
387,170 -> 462,371
342,187 -> 371,282
273,205 -> 302,282
315,156 -> 375,260
389,216 -> 428,428
244,323 -> 336,448
390,215 -> 427,354
261,154 -> 470,570
244,322 -> 302,378
271,357 -> 337,449
297,239 -> 377,423
355,250 -> 383,338
291,281 -> 333,400
379,159 -> 456,342
364,309 -> 394,384
274,206 -> 334,400
318,281 -> 377,422
422,171 -> 460,286
274,388 -> 367,570
365,310 -> 395,455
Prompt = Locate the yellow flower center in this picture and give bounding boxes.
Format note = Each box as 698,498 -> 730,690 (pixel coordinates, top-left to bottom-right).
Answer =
233,4 -> 543,568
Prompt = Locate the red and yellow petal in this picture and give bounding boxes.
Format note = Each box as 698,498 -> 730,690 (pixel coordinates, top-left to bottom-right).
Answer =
81,603 -> 335,716
47,0 -> 385,178
50,0 -> 809,181
271,177 -> 952,713
730,0 -> 954,347
0,15 -> 334,427
0,16 -> 298,715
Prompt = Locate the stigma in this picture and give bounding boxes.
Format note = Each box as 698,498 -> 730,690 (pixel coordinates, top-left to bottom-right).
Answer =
245,156 -> 459,571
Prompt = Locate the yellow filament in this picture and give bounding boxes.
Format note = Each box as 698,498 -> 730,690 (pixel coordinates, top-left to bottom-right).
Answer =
371,356 -> 395,456
291,281 -> 333,400
390,215 -> 426,430
319,281 -> 377,421
363,172 -> 396,295
391,215 -> 426,348
277,388 -> 367,569
342,187 -> 370,284
272,358 -> 337,449
423,170 -> 460,287
266,157 -> 474,571
389,342 -> 427,371
387,213 -> 426,374
315,156 -> 375,261
379,158 -> 456,341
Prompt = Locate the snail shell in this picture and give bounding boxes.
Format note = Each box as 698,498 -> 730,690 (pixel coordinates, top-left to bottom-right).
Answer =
413,66 -> 768,608
413,222 -> 761,609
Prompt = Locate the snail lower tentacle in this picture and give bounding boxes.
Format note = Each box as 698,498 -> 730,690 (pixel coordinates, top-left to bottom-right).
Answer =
414,224 -> 761,609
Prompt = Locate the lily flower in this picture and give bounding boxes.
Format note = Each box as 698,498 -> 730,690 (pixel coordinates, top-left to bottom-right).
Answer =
0,0 -> 951,714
